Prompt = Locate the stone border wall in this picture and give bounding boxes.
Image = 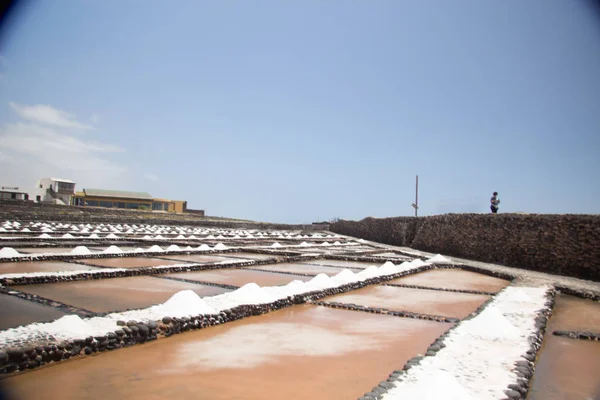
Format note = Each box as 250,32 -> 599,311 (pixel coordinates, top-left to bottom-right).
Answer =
331,214 -> 600,281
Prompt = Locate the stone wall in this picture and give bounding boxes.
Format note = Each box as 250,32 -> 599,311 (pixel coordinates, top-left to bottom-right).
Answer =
331,214 -> 600,281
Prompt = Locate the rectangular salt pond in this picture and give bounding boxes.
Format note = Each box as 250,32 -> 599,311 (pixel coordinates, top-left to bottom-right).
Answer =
0,293 -> 66,331
528,294 -> 600,400
78,257 -> 188,269
159,269 -> 313,287
0,260 -> 98,275
155,254 -> 247,264
299,259 -> 382,269
13,277 -> 230,313
387,268 -> 510,293
246,263 -> 361,276
3,305 -> 452,400
324,285 -> 491,319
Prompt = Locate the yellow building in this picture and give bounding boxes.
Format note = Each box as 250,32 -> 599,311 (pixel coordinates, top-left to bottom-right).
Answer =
72,189 -> 188,213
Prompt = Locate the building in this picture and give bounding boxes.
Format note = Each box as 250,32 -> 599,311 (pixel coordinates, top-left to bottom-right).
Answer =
32,178 -> 76,205
72,188 -> 189,213
0,186 -> 30,201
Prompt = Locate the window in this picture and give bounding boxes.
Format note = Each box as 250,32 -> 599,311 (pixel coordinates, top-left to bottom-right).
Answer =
11,193 -> 16,199
126,202 -> 139,209
36,195 -> 41,202
24,194 -> 29,200
86,200 -> 99,207
114,202 -> 126,209
99,201 -> 113,208
39,184 -> 42,188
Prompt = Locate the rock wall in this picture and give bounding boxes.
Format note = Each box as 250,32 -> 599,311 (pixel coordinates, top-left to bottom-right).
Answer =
331,214 -> 600,281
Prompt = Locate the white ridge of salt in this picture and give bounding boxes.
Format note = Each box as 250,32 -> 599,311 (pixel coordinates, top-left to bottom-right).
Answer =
321,241 -> 331,246
148,245 -> 164,252
151,290 -> 217,317
223,283 -> 277,306
184,246 -> 193,251
176,235 -> 185,239
20,228 -> 31,232
378,261 -> 400,275
384,370 -> 477,400
133,248 -> 144,253
88,234 -> 100,238
357,265 -> 381,279
409,259 -> 427,267
197,244 -> 211,251
299,242 -> 310,247
206,235 -> 216,240
38,233 -> 52,239
331,269 -> 358,285
188,235 -> 197,239
213,243 -> 227,251
504,289 -> 536,303
427,254 -> 451,264
333,241 -> 341,245
105,233 -> 119,239
70,246 -> 91,255
62,233 -> 74,238
154,235 -> 165,239
271,242 -> 282,248
166,244 -> 181,252
305,274 -> 337,291
0,247 -> 20,258
103,245 -> 123,254
462,307 -> 522,340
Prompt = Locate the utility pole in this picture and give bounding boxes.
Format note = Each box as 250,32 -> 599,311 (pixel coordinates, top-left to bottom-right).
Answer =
411,175 -> 419,217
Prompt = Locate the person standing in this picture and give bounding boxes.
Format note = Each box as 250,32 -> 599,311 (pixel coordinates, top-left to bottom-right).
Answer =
490,192 -> 500,213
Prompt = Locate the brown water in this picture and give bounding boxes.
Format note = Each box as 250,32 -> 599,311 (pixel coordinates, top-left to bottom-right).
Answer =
388,268 -> 509,293
528,294 -> 600,400
161,269 -> 313,287
300,260 -> 381,269
78,257 -> 187,268
325,285 -> 490,319
4,305 -> 451,400
14,277 -> 230,313
0,293 -> 66,330
246,263 -> 360,276
0,261 -> 97,275
155,254 -> 244,263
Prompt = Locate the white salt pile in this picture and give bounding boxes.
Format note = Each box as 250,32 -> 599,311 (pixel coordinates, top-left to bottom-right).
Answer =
0,247 -> 20,258
62,233 -> 74,238
133,248 -> 145,253
206,235 -> 216,239
148,245 -> 164,252
176,235 -> 186,239
357,266 -> 381,280
504,288 -> 536,303
166,245 -> 181,252
213,243 -> 228,251
321,241 -> 331,246
38,233 -> 52,239
197,244 -> 211,251
427,254 -> 452,264
20,228 -> 31,232
88,234 -> 100,238
154,235 -> 165,239
299,242 -> 310,247
409,259 -> 427,267
151,290 -> 217,317
143,235 -> 153,240
219,283 -> 277,306
105,233 -> 119,239
188,235 -> 197,239
103,245 -> 123,254
271,242 -> 282,248
304,274 -> 337,291
70,246 -> 92,255
331,269 -> 358,285
385,370 -> 477,400
463,307 -> 522,341
378,261 -> 400,275
333,241 -> 341,245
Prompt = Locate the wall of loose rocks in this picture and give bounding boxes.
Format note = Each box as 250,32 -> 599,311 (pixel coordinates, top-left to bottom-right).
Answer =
331,214 -> 600,281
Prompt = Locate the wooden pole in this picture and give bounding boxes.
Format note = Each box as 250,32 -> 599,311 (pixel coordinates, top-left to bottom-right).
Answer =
415,175 -> 419,217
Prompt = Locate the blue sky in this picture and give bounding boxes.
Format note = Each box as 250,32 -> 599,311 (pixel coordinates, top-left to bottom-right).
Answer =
1,1 -> 599,223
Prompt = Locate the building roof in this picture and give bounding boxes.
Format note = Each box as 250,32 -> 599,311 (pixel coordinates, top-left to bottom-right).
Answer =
49,178 -> 75,183
83,188 -> 153,200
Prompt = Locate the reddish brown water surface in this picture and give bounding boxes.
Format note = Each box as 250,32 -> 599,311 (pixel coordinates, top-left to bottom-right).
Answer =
300,259 -> 381,269
325,285 -> 490,319
78,257 -> 187,268
528,294 -> 600,400
246,262 -> 360,276
13,277 -> 230,313
4,305 -> 451,399
0,293 -> 66,330
0,261 -> 97,275
155,254 -> 244,263
160,269 -> 313,287
388,268 -> 509,293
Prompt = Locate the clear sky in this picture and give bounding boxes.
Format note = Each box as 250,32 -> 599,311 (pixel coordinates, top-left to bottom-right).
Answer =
0,1 -> 599,223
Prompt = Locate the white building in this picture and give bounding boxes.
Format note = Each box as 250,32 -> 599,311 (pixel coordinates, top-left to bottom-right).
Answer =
32,178 -> 76,205
0,186 -> 30,201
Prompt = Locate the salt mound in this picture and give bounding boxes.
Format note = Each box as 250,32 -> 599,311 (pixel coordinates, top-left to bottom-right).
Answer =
410,259 -> 427,267
227,283 -> 277,305
357,265 -> 381,279
148,245 -> 163,252
271,242 -> 282,248
378,261 -> 400,275
62,233 -> 74,238
20,228 -> 31,232
185,246 -> 193,251
188,235 -> 197,240
88,234 -> 100,238
103,245 -> 123,254
333,241 -> 341,245
282,280 -> 309,296
105,233 -> 119,239
41,315 -> 96,339
153,290 -> 217,317
206,235 -> 216,240
299,242 -> 310,247
166,244 -> 181,252
70,246 -> 91,255
427,254 -> 451,264
0,247 -> 20,258
390,370 -> 477,400
331,269 -> 358,285
38,233 -> 52,239
133,248 -> 144,253
213,243 -> 228,251
197,244 -> 211,251
154,235 -> 165,239
464,307 -> 521,340
321,241 -> 331,246
305,274 -> 337,291
176,235 -> 185,239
